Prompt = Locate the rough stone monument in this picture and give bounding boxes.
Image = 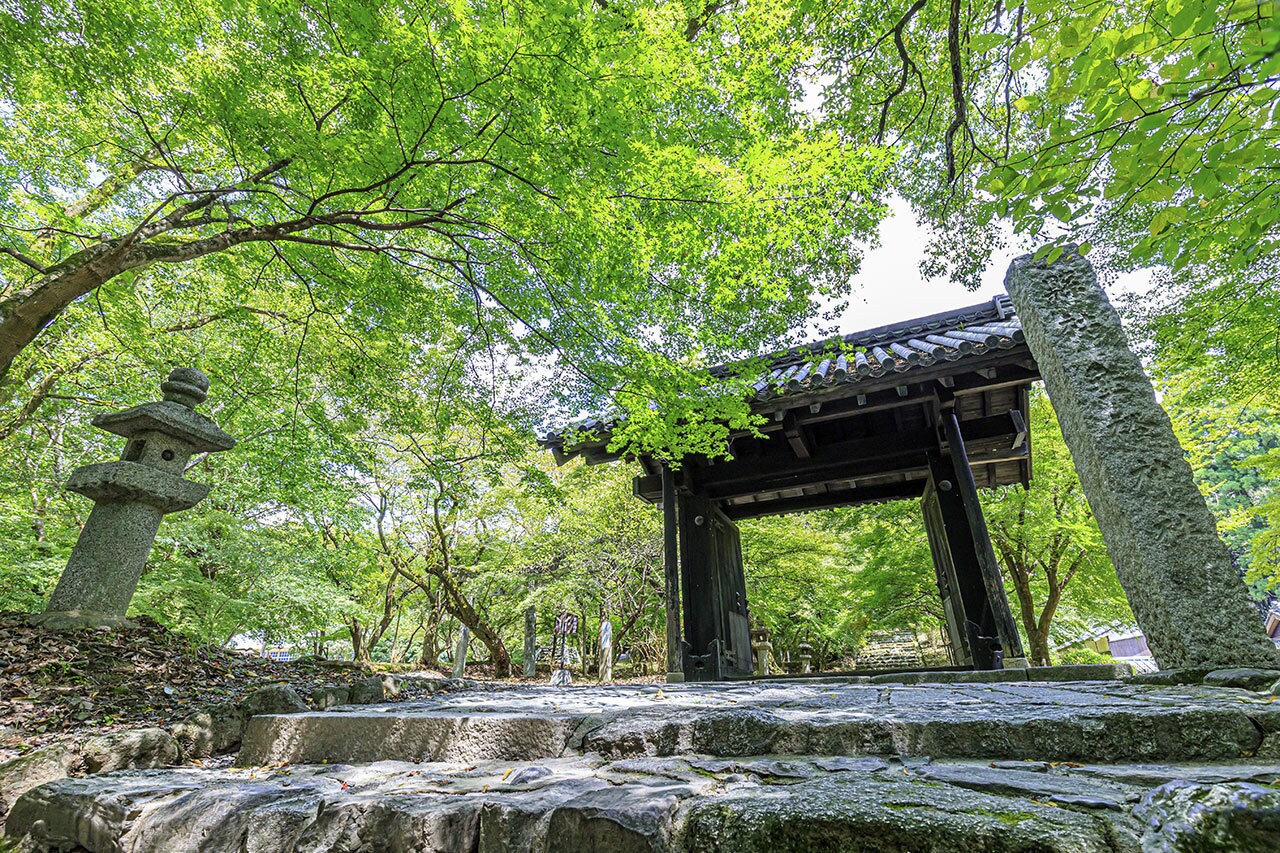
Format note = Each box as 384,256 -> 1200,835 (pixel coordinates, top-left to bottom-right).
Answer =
523,604 -> 537,678
39,368 -> 234,629
550,611 -> 577,686
452,626 -> 470,679
598,619 -> 613,683
1005,249 -> 1280,669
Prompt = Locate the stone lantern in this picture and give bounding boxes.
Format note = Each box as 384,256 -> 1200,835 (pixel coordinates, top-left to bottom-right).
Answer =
749,615 -> 774,677
39,368 -> 235,628
796,641 -> 814,674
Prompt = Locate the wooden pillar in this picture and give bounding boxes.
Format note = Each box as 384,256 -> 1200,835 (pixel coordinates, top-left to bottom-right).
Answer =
710,507 -> 753,677
679,492 -> 722,680
661,464 -> 685,683
941,410 -> 1027,667
921,471 -> 975,666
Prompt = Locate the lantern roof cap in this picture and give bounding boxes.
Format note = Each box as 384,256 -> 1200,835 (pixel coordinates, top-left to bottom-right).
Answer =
92,368 -> 235,453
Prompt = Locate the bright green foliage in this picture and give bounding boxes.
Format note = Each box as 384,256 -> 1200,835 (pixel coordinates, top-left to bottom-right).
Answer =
981,0 -> 1279,272
0,0 -> 892,462
1125,257 -> 1280,413
1164,371 -> 1280,593
502,459 -> 666,671
134,512 -> 351,647
3,0 -> 1277,673
984,392 -> 1131,664
816,0 -> 1280,414
818,0 -> 1279,275
740,512 -> 876,663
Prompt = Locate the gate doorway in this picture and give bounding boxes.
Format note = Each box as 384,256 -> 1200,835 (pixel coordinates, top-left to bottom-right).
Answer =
546,297 -> 1038,681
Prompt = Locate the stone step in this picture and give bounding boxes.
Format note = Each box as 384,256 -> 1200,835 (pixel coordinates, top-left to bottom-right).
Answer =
236,680 -> 1280,767
11,754 -> 1280,852
12,681 -> 1280,852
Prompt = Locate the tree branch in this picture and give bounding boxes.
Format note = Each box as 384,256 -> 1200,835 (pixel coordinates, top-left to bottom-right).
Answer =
944,0 -> 968,182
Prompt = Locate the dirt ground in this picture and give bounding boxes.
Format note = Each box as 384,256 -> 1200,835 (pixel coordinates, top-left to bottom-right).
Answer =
0,613 -> 416,763
0,612 -> 659,764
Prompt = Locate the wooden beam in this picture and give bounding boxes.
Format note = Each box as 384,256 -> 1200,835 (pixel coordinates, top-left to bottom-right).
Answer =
662,465 -> 683,680
1009,408 -> 1027,450
696,437 -> 934,499
711,412 -> 1023,487
782,410 -> 812,459
700,462 -> 930,503
941,410 -> 1026,662
633,415 -> 1029,503
636,451 -> 1027,505
721,481 -> 923,519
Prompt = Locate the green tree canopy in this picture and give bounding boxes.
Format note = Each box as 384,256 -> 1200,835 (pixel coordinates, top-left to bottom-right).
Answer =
0,0 -> 893,460
814,0 -> 1279,407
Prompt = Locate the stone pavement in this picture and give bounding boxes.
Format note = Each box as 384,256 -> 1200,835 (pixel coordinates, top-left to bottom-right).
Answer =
9,679 -> 1280,851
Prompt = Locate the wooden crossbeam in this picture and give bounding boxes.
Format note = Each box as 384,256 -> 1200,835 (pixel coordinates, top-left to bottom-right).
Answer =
720,481 -> 924,519
633,427 -> 1029,504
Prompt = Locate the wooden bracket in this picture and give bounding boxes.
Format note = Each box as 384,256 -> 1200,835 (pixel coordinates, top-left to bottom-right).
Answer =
782,410 -> 812,459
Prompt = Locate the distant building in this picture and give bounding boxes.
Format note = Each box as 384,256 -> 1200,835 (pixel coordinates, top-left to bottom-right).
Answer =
1264,604 -> 1280,646
227,633 -> 297,661
1055,623 -> 1157,673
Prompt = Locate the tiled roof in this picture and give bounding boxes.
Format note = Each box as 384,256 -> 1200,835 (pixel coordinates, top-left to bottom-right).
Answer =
727,296 -> 1024,401
544,295 -> 1026,448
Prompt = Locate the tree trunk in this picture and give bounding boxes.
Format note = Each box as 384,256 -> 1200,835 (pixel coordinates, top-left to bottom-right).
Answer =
1027,628 -> 1052,668
350,619 -> 368,662
472,620 -> 511,677
1007,566 -> 1044,664
0,247 -> 123,387
419,567 -> 511,677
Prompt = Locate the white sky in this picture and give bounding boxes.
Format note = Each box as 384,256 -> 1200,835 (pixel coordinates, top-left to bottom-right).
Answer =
828,197 -> 1154,336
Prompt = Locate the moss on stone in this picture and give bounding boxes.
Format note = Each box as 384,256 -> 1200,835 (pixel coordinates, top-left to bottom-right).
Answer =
974,807 -> 1036,826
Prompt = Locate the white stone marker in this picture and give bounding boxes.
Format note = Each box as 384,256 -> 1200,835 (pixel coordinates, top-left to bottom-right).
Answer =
523,605 -> 537,678
599,619 -> 614,683
453,626 -> 470,679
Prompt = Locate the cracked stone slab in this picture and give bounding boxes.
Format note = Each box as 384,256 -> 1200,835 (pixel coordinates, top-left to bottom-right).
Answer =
680,772 -> 1125,852
17,682 -> 1280,851
7,758 -> 717,853
908,761 -> 1139,810
242,681 -> 1280,766
239,710 -> 579,766
13,753 -> 1280,852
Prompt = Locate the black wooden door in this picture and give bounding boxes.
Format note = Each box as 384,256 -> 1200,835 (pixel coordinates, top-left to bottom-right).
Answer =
711,507 -> 752,675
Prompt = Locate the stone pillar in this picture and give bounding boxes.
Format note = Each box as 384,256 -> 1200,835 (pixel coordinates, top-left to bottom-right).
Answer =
452,626 -> 470,679
750,620 -> 774,676
40,368 -> 234,629
1005,248 -> 1280,669
48,502 -> 164,618
598,619 -> 613,683
523,604 -> 537,678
